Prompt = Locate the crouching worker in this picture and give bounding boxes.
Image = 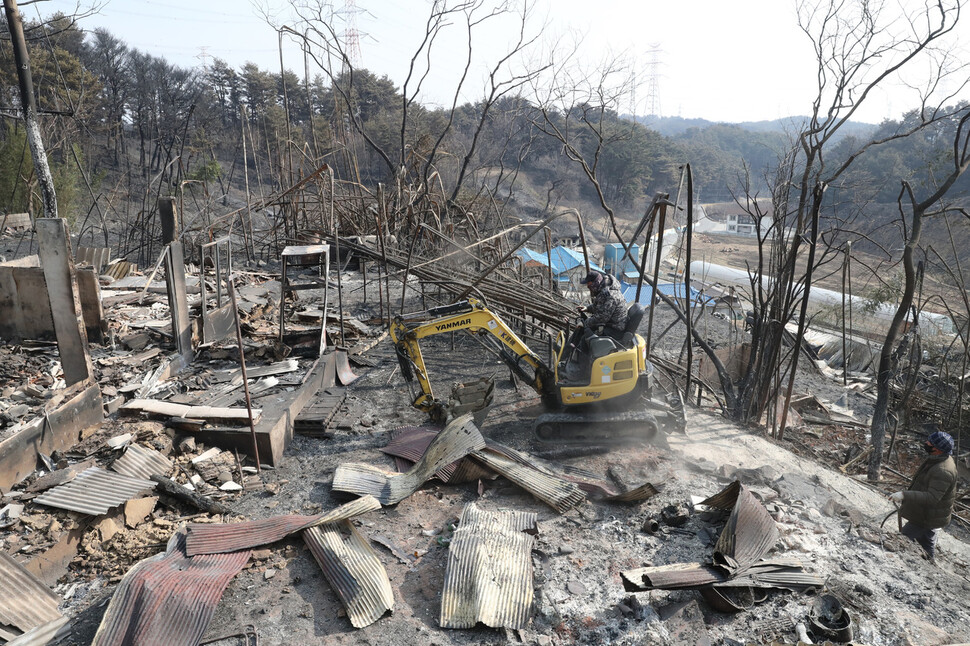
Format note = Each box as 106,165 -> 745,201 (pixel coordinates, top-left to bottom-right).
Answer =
560,270 -> 628,383
888,431 -> 957,563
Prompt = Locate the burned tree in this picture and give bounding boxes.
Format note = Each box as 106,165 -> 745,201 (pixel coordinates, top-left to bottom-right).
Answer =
868,109 -> 970,480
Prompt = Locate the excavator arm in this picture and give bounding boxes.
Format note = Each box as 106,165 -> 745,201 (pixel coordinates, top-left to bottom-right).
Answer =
390,298 -> 559,419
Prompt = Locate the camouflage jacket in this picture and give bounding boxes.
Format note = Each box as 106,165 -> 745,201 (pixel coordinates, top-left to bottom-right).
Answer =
585,275 -> 628,331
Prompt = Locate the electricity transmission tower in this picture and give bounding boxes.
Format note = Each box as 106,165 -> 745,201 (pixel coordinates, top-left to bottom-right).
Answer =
645,44 -> 662,118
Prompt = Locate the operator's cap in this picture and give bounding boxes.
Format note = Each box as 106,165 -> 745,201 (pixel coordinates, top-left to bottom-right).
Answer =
584,270 -> 604,288
928,431 -> 954,455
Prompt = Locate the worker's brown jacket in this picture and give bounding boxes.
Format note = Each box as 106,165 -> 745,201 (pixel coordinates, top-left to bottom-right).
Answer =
900,454 -> 958,529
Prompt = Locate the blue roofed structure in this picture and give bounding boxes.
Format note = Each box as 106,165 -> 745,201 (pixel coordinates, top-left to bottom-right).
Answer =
514,246 -> 603,283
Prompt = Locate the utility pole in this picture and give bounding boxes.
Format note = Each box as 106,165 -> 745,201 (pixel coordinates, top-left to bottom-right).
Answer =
3,0 -> 58,219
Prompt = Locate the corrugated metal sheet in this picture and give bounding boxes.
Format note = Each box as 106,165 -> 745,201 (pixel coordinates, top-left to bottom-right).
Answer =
381,426 -> 493,483
0,553 -> 62,634
110,443 -> 173,480
303,521 -> 393,628
333,414 -> 485,504
621,562 -> 725,591
621,481 -> 817,599
485,441 -> 660,503
6,616 -> 71,646
92,532 -> 250,646
470,448 -> 586,513
32,467 -> 156,516
185,496 -> 380,556
440,503 -> 537,630
710,483 -> 779,571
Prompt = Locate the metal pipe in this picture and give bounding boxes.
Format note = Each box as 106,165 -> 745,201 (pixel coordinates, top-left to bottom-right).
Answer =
684,165 -> 694,399
645,201 -> 669,357
228,276 -> 261,472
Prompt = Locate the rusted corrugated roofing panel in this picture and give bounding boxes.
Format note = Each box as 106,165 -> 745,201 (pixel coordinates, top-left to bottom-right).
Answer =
92,532 -> 249,646
304,521 -> 393,628
382,426 -> 493,483
110,443 -> 173,480
0,553 -> 62,634
333,414 -> 485,504
6,616 -> 71,646
440,504 -> 537,630
32,467 -> 156,515
470,448 -> 585,513
185,496 -> 380,556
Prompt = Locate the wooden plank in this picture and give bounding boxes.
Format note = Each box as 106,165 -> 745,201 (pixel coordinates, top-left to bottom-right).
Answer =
0,266 -> 104,341
35,218 -> 92,385
158,197 -> 178,244
75,268 -> 105,343
120,399 -> 261,423
0,381 -> 103,493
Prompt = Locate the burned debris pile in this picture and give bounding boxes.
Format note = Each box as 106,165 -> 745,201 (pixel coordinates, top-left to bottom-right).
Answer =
0,176 -> 968,646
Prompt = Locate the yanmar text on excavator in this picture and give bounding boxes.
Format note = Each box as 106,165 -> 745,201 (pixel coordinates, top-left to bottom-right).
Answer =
389,297 -> 684,445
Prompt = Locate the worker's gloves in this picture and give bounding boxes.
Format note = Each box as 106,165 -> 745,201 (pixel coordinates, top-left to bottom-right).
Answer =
889,491 -> 905,503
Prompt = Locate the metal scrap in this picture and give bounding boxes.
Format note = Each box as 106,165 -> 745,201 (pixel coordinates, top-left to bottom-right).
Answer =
331,414 -> 485,505
0,553 -> 62,638
470,447 -> 586,513
92,532 -> 250,646
304,521 -> 394,628
621,481 -> 823,606
185,496 -> 381,557
5,616 -> 72,646
110,443 -> 173,480
32,467 -> 156,515
440,503 -> 537,630
380,425 -> 493,484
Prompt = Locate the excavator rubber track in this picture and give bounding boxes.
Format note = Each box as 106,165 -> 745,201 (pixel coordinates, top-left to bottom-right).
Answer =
533,410 -> 667,447
532,390 -> 685,447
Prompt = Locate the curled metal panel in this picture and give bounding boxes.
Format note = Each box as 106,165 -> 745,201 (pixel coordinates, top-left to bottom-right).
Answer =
303,521 -> 393,628
0,553 -> 62,634
92,532 -> 250,646
32,467 -> 156,516
470,448 -> 585,513
621,481 -> 816,600
110,443 -> 173,480
185,496 -> 380,556
334,350 -> 359,386
381,426 -> 491,483
333,414 -> 485,504
711,484 -> 779,572
486,441 -> 660,503
440,503 -> 537,630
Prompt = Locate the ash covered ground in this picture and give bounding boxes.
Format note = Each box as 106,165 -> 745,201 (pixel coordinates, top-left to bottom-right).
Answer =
10,267 -> 970,646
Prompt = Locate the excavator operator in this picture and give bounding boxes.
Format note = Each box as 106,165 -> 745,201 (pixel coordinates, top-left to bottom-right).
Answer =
560,270 -> 629,382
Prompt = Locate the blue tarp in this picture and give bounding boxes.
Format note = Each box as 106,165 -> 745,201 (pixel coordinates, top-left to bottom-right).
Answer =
620,281 -> 713,307
514,246 -> 603,279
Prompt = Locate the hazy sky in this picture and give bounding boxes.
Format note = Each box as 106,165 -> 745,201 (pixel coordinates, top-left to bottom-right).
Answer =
33,0 -> 970,124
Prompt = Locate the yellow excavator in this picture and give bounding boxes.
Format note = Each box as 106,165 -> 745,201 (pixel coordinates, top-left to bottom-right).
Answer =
389,297 -> 685,445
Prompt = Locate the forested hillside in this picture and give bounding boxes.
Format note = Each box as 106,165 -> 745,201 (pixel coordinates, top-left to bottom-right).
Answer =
2,11 -> 966,267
